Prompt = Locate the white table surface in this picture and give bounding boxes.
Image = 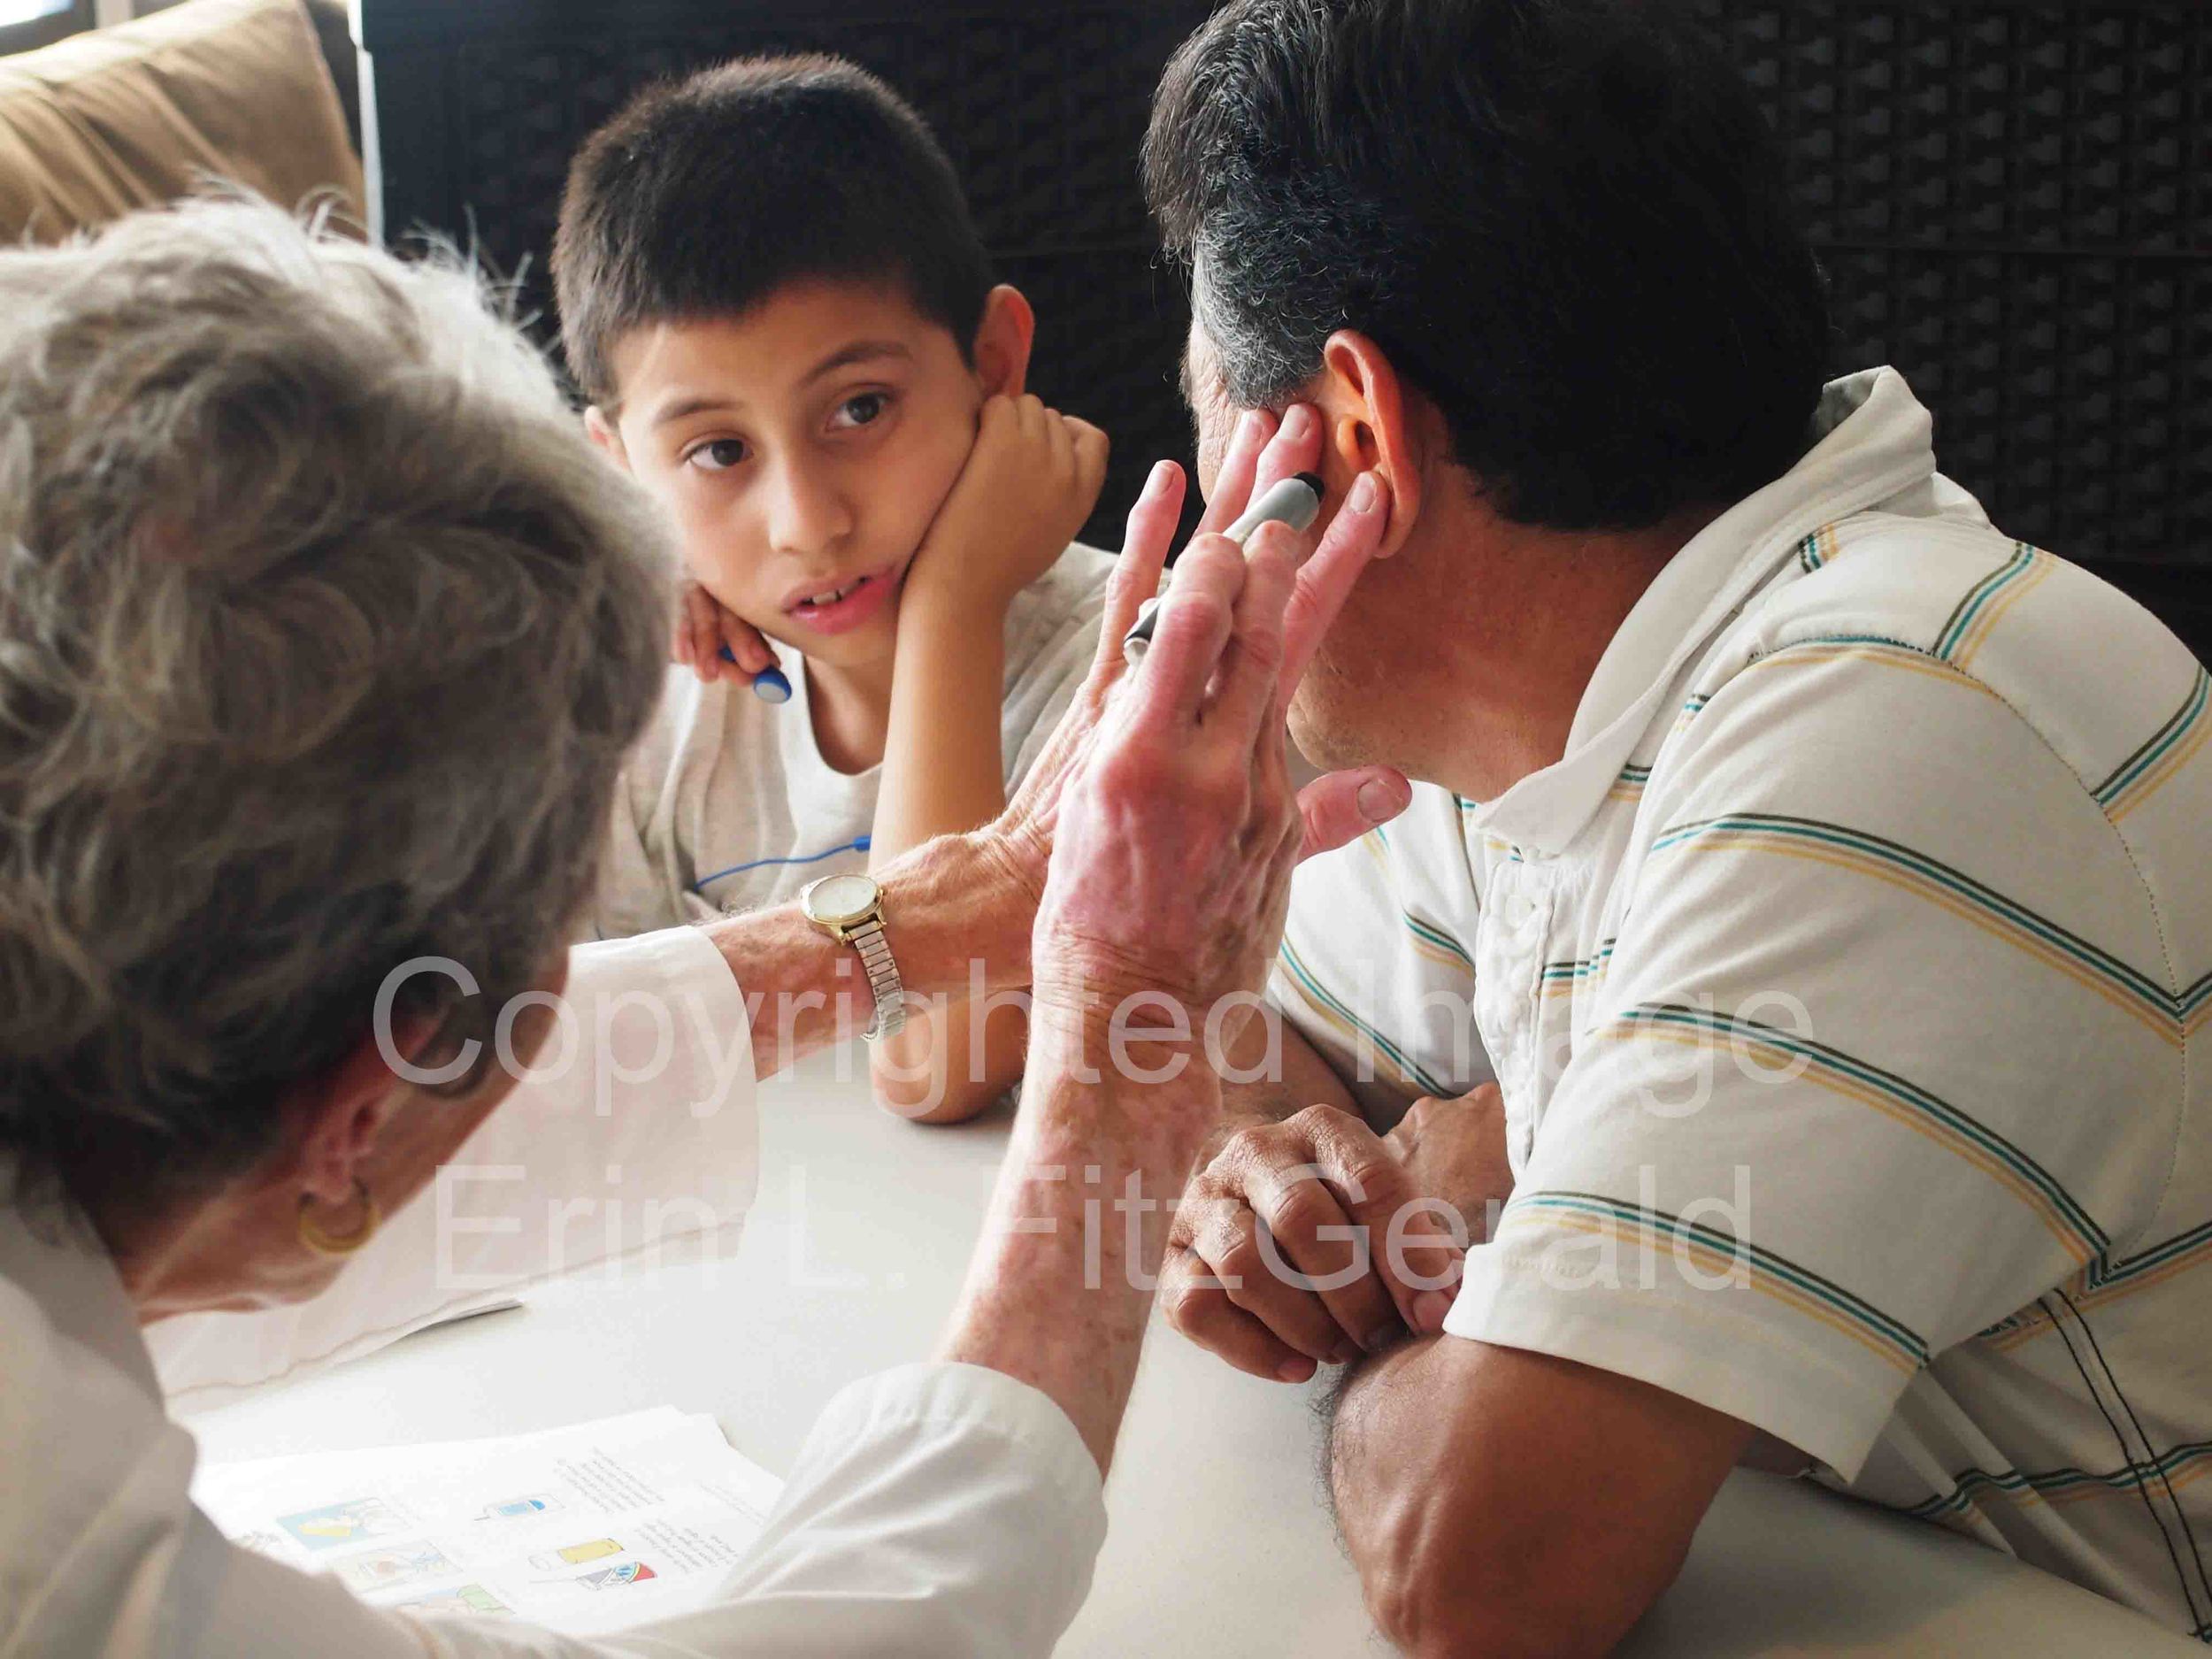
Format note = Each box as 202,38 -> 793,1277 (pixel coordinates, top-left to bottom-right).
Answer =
180,1051 -> 2197,1656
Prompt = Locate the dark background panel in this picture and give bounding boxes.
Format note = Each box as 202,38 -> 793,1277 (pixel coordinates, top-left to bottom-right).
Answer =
365,0 -> 1212,554
1686,0 -> 2212,586
360,0 -> 2211,614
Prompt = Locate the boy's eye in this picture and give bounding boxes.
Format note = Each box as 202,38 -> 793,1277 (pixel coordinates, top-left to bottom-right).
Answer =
832,392 -> 889,429
687,438 -> 749,472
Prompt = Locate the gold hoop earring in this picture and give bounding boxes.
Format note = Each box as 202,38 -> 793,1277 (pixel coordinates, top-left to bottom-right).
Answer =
298,1177 -> 380,1257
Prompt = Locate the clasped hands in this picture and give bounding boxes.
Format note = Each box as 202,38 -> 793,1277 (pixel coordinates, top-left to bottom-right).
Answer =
1164,1085 -> 1515,1383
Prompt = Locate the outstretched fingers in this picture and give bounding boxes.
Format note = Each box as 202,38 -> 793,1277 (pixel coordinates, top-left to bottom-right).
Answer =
1194,408 -> 1278,537
1132,534 -> 1248,730
1207,523 -> 1299,741
1096,459 -> 1187,674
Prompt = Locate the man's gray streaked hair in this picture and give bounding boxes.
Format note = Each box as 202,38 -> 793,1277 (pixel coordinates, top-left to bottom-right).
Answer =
0,197 -> 673,1202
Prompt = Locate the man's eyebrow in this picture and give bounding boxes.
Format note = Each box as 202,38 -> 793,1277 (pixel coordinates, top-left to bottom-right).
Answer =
802,339 -> 912,385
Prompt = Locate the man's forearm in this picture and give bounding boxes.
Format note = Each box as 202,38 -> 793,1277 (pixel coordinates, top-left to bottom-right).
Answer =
940,1009 -> 1218,1471
1217,1010 -> 1362,1136
1326,1334 -> 1750,1657
702,830 -> 1030,1081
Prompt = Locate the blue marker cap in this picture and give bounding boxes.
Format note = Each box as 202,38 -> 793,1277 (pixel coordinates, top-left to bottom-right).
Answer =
720,646 -> 793,704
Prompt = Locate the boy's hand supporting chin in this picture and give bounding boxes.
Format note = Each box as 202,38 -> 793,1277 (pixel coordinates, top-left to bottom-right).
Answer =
902,392 -> 1110,619
666,394 -> 1102,686
864,394 -> 1105,1125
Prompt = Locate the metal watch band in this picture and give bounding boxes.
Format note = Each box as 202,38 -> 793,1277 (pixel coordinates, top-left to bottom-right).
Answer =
848,916 -> 906,1041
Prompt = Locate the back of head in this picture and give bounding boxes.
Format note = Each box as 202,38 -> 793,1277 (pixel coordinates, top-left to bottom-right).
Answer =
0,197 -> 672,1203
1146,0 -> 1832,530
553,53 -> 992,408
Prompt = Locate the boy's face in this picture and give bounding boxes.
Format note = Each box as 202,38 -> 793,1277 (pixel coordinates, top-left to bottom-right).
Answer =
593,280 -> 1020,672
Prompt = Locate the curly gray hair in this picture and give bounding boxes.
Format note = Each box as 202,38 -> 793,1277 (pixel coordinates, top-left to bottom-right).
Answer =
0,198 -> 672,1201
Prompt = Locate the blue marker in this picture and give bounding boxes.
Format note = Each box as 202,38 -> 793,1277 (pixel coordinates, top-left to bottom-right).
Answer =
721,646 -> 793,704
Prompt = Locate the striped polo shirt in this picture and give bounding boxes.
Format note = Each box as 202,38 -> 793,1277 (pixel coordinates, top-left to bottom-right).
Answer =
1269,368 -> 2212,1635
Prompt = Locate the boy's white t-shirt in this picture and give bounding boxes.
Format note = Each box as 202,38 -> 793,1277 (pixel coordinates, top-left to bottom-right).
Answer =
590,542 -> 1115,933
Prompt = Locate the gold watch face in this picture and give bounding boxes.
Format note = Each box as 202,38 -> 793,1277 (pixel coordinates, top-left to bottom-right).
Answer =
801,872 -> 880,930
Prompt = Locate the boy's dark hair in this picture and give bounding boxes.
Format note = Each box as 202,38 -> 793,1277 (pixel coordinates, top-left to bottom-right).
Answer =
1144,0 -> 1832,531
553,54 -> 992,407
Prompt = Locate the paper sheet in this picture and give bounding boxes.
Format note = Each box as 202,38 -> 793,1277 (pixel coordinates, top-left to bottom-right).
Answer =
194,1407 -> 784,1635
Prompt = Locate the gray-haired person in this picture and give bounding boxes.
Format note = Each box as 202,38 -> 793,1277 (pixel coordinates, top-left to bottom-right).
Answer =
0,198 -> 1414,1657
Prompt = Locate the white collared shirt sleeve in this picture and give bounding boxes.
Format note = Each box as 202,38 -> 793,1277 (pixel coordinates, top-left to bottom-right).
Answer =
183,1370 -> 1104,1659
1447,643 -> 2184,1481
12,1249 -> 1107,1659
690,1363 -> 1108,1656
426,1364 -> 1108,1659
151,926 -> 759,1405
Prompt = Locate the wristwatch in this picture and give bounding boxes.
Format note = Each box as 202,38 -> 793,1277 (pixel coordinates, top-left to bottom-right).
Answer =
799,872 -> 907,1041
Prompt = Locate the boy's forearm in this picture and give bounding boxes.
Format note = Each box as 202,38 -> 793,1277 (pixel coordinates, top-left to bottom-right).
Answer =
871,994 -> 1027,1123
872,590 -> 1012,860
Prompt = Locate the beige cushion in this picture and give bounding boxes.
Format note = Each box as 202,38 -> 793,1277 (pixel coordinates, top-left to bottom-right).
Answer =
0,0 -> 363,243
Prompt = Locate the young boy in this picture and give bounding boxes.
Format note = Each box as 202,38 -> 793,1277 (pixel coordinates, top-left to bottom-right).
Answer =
552,55 -> 1113,1124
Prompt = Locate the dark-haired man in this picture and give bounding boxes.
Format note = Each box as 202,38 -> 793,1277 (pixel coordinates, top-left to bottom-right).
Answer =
1147,2 -> 2212,1651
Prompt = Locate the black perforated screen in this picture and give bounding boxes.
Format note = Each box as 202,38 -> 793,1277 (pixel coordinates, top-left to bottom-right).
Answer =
361,0 -> 2208,603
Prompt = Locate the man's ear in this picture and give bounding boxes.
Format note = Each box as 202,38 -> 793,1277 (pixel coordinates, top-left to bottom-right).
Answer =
971,284 -> 1036,398
583,405 -> 631,473
1313,330 -> 1425,557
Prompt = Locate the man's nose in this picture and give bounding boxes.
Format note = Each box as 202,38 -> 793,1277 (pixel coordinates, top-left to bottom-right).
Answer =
763,454 -> 855,558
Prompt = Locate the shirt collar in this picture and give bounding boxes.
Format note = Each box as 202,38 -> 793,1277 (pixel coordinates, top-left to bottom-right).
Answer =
1466,367 -> 1939,857
0,1172 -> 165,1402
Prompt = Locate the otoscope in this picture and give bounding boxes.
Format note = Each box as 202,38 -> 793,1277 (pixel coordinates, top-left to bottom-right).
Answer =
1121,472 -> 1325,665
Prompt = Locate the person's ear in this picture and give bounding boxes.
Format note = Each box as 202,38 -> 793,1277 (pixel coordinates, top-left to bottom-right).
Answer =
279,1020 -> 431,1208
970,285 -> 1036,399
1312,330 -> 1425,557
583,405 -> 631,473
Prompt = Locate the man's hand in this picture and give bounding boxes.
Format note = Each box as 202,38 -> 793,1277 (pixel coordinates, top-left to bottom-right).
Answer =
903,392 -> 1109,618
1162,1083 -> 1512,1382
1384,1084 -> 1516,1245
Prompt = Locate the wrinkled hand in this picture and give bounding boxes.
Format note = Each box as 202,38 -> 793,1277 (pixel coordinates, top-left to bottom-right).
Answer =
1028,516 -> 1304,1035
905,393 -> 1109,618
1161,1083 -> 1512,1383
986,407 -> 1409,935
672,580 -> 775,687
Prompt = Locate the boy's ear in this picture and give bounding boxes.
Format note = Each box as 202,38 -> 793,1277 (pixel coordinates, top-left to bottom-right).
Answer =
970,284 -> 1035,398
1314,330 -> 1425,557
583,405 -> 631,472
